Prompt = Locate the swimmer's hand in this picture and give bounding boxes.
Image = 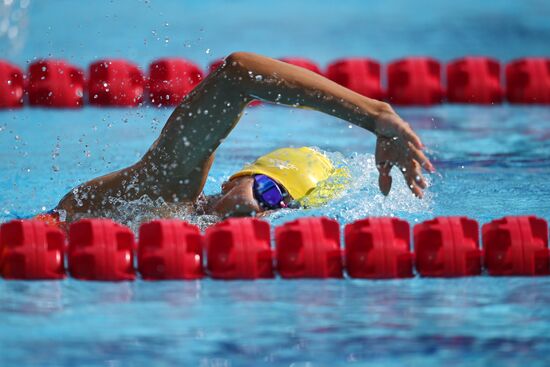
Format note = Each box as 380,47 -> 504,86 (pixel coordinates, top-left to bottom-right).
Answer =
374,109 -> 435,198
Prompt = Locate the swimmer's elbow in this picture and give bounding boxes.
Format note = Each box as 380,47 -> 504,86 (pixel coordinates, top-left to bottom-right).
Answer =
225,51 -> 253,67
223,52 -> 261,76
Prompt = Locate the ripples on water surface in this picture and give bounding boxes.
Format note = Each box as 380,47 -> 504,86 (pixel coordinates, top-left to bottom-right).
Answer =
2,279 -> 550,366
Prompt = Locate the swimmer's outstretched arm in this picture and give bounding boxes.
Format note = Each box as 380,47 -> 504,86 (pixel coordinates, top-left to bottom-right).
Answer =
57,52 -> 433,218
152,52 -> 434,195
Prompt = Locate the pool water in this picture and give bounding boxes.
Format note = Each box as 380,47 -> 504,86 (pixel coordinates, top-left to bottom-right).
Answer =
1,0 -> 550,366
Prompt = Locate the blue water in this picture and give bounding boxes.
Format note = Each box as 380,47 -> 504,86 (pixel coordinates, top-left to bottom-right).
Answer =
1,0 -> 550,366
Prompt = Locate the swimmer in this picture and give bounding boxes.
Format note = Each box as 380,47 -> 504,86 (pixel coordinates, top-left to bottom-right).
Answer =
51,52 -> 434,223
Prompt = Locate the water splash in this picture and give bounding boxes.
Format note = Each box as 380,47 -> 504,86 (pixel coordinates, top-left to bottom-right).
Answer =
88,149 -> 433,233
268,149 -> 434,226
69,194 -> 221,234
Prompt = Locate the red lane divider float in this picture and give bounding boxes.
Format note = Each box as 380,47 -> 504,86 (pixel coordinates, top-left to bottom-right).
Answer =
205,218 -> 274,279
28,59 -> 85,108
88,59 -> 145,106
275,217 -> 343,278
148,58 -> 203,106
1,56 -> 550,108
414,216 -> 481,277
345,217 -> 413,279
447,57 -> 503,104
138,219 -> 203,280
326,58 -> 384,100
1,215 -> 549,281
0,220 -> 65,279
387,57 -> 444,105
68,219 -> 136,281
506,58 -> 550,104
483,216 -> 549,276
0,60 -> 24,108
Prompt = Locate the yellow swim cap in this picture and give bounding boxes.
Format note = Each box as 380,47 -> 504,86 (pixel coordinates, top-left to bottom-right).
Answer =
230,147 -> 350,207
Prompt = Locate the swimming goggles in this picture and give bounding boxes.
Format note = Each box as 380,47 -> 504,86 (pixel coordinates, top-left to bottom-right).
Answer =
253,174 -> 288,209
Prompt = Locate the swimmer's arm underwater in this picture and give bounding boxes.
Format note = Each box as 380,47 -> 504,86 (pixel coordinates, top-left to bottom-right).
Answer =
57,52 -> 433,218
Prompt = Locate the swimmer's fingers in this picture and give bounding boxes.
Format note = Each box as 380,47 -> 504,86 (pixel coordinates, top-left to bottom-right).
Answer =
376,160 -> 393,196
409,159 -> 428,190
375,136 -> 397,196
407,141 -> 435,172
403,161 -> 425,198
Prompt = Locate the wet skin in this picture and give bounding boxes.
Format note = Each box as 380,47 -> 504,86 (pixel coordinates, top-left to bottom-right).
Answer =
56,52 -> 435,222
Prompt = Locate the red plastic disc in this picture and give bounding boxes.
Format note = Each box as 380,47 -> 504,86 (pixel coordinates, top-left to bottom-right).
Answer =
387,57 -> 444,105
414,217 -> 481,277
345,217 -> 413,279
28,59 -> 84,108
482,216 -> 549,276
506,58 -> 550,104
0,220 -> 66,279
326,58 -> 384,100
148,58 -> 203,106
0,60 -> 24,108
275,217 -> 343,278
205,218 -> 273,279
68,219 -> 136,281
138,220 -> 203,280
88,59 -> 145,106
447,57 -> 503,104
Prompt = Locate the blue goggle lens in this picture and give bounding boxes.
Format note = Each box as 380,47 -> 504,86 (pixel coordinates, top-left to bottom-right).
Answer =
253,175 -> 286,209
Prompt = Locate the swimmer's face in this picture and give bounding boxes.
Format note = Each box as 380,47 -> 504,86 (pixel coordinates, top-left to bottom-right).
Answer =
213,176 -> 293,217
213,176 -> 263,217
